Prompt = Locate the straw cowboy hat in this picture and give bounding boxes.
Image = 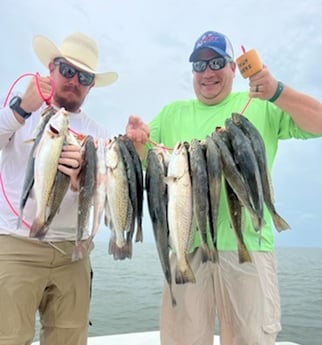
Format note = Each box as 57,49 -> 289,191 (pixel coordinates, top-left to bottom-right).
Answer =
32,32 -> 118,87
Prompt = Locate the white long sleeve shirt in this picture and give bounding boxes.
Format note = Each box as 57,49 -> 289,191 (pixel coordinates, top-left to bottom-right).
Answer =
0,103 -> 109,241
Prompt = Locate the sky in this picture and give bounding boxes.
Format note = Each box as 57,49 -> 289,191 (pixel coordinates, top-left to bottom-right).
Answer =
1,0 -> 322,247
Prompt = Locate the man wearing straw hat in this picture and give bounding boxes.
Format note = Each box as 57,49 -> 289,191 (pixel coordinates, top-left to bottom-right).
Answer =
126,30 -> 322,345
0,32 -> 117,345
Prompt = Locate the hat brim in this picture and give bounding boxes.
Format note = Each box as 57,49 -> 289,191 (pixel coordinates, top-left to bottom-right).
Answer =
32,35 -> 118,87
189,46 -> 228,62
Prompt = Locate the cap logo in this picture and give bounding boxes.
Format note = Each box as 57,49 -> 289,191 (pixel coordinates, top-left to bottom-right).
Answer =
196,33 -> 219,49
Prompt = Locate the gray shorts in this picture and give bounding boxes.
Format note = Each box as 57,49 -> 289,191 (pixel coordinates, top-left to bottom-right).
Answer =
0,235 -> 92,345
160,248 -> 281,345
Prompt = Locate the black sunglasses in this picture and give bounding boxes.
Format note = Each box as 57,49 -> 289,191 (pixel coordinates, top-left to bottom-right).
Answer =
192,56 -> 232,73
54,59 -> 95,86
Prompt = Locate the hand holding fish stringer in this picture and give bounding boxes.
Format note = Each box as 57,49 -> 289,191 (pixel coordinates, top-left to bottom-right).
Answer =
0,72 -> 50,231
3,72 -> 55,108
34,72 -> 56,106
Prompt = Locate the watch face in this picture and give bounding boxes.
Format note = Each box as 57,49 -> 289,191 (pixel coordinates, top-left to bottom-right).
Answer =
9,96 -> 21,107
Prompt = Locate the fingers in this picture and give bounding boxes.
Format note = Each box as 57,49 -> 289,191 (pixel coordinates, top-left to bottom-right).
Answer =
126,115 -> 150,143
248,65 -> 279,100
58,144 -> 82,172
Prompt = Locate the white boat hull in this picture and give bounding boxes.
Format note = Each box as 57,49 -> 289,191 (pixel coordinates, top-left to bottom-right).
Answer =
31,330 -> 301,345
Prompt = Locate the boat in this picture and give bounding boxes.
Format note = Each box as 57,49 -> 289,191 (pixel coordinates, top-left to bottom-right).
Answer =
31,330 -> 301,345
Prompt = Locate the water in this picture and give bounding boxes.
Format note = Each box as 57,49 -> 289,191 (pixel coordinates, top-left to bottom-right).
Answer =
275,247 -> 322,344
34,242 -> 322,345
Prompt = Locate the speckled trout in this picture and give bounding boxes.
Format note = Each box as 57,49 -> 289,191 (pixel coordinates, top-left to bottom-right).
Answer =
105,138 -> 133,260
231,112 -> 290,232
146,146 -> 176,306
17,106 -> 56,229
204,135 -> 222,262
30,107 -> 69,237
73,135 -> 97,261
166,142 -> 195,284
88,138 -> 107,247
189,139 -> 214,263
212,130 -> 261,232
225,118 -> 265,232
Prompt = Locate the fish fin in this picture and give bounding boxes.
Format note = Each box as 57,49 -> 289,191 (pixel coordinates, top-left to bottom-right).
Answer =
108,237 -> 132,260
72,241 -> 87,262
86,235 -> 95,250
168,284 -> 177,308
23,138 -> 36,144
210,246 -> 219,263
32,227 -> 49,240
29,218 -> 45,238
206,235 -> 219,263
200,243 -> 211,263
175,258 -> 196,284
16,212 -> 23,230
250,213 -> 262,232
135,224 -> 143,242
272,212 -> 291,232
238,243 -> 252,264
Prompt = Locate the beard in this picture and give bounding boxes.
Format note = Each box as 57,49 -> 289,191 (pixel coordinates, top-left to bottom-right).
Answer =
53,86 -> 85,113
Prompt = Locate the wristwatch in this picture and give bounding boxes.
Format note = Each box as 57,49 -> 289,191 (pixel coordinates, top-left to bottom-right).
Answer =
9,96 -> 32,120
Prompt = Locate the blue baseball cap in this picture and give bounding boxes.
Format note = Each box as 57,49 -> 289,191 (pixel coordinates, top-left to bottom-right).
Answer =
189,31 -> 234,62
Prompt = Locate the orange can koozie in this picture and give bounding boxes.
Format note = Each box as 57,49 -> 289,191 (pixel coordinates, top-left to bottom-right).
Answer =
236,49 -> 262,78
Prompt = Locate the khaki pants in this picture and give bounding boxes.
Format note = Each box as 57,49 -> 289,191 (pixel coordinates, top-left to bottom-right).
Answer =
160,249 -> 281,345
0,235 -> 92,345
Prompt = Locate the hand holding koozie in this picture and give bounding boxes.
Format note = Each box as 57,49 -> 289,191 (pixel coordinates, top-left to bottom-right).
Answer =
236,46 -> 263,78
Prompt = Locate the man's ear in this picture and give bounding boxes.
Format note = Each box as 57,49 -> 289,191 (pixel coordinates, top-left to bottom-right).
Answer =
230,61 -> 237,72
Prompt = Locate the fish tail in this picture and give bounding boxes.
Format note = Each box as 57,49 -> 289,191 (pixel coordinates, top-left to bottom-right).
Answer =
16,207 -> 25,229
210,246 -> 219,263
16,216 -> 22,230
135,223 -> 143,242
200,243 -> 211,263
32,227 -> 48,240
168,285 -> 177,308
272,212 -> 290,232
86,235 -> 95,250
108,237 -> 132,260
72,241 -> 87,262
208,238 -> 219,263
175,258 -> 196,284
250,213 -> 262,232
29,218 -> 45,238
238,243 -> 252,264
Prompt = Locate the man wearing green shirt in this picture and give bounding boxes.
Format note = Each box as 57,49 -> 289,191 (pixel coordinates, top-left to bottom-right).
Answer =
126,30 -> 322,345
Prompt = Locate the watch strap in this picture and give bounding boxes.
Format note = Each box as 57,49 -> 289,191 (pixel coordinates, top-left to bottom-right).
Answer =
9,96 -> 32,119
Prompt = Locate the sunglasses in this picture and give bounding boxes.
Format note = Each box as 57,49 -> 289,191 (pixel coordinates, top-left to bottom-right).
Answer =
192,56 -> 232,73
54,60 -> 95,86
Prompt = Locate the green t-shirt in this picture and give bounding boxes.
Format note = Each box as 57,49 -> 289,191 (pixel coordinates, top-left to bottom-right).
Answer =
148,92 -> 318,252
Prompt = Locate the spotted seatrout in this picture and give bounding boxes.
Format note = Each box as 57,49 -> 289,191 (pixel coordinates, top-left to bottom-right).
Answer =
225,119 -> 265,232
73,135 -> 97,261
166,142 -> 195,284
231,112 -> 290,232
189,139 -> 214,263
17,106 -> 56,229
105,138 -> 133,260
146,146 -> 176,306
30,107 -> 69,237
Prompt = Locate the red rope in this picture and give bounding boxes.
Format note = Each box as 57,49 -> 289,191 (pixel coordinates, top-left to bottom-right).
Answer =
1,72 -> 56,230
34,72 -> 55,105
0,173 -> 31,229
240,97 -> 252,115
3,72 -> 55,107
